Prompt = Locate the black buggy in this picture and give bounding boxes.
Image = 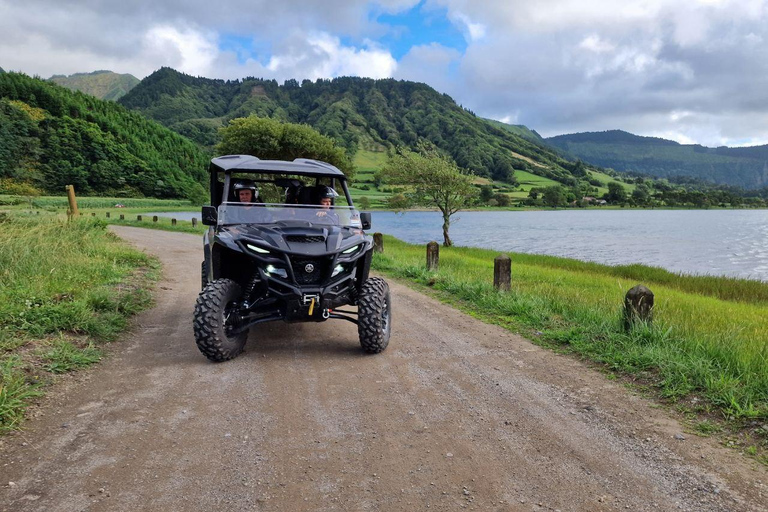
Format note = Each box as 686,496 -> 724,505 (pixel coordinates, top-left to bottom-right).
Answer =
194,155 -> 391,362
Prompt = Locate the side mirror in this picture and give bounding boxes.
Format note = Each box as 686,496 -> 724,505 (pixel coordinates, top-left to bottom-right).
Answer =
201,206 -> 217,226
360,212 -> 372,230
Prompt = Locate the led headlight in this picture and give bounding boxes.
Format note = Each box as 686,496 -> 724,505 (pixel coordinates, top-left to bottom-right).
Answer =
247,243 -> 270,254
265,265 -> 287,278
342,244 -> 360,255
331,264 -> 345,278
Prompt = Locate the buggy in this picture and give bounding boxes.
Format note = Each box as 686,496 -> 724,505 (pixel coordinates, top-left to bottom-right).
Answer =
194,155 -> 391,361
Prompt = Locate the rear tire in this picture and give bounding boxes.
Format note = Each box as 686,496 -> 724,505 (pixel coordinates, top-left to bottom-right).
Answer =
357,277 -> 391,353
193,279 -> 248,362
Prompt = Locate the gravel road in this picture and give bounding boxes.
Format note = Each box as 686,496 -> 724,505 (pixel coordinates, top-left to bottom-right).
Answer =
1,226 -> 766,512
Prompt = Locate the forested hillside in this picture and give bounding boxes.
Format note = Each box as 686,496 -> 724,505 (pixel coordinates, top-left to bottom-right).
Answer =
547,130 -> 768,190
0,72 -> 209,200
119,67 -> 587,185
50,70 -> 140,101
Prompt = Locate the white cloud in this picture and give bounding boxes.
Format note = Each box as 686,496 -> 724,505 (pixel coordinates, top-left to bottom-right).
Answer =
267,32 -> 396,80
143,25 -> 219,77
448,11 -> 486,41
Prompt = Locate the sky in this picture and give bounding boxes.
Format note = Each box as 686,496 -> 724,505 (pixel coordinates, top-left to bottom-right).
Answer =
1,0 -> 767,147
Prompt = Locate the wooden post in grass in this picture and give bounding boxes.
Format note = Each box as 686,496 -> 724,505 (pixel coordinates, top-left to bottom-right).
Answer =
191,217 -> 198,228
137,215 -> 142,221
624,285 -> 654,330
106,212 -> 110,218
119,214 -> 124,220
172,218 -> 177,226
91,212 -> 96,217
153,215 -> 158,223
373,232 -> 384,253
65,185 -> 79,217
426,241 -> 439,271
494,254 -> 511,291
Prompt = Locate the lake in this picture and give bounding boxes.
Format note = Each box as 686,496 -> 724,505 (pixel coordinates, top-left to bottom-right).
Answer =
153,209 -> 768,282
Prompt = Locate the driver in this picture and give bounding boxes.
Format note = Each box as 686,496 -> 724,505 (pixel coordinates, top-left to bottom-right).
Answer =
315,185 -> 339,222
234,180 -> 258,203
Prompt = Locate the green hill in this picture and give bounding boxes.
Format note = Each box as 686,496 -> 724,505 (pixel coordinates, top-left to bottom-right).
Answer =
50,70 -> 140,101
119,67 -> 594,186
547,130 -> 768,190
483,119 -> 545,144
0,72 -> 208,200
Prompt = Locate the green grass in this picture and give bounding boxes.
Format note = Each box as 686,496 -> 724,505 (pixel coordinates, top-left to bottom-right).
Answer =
0,194 -> 196,211
0,214 -> 158,433
372,236 -> 768,426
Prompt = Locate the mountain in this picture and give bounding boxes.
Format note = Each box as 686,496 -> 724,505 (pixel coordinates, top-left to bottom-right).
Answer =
0,72 -> 208,200
547,130 -> 768,190
119,68 -> 590,186
483,119 -> 545,144
50,70 -> 140,101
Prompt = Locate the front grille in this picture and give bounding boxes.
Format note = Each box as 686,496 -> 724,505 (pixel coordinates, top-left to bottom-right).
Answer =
290,257 -> 329,285
286,235 -> 326,243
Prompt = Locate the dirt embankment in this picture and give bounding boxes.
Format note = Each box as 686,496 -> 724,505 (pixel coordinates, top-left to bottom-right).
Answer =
1,226 -> 765,512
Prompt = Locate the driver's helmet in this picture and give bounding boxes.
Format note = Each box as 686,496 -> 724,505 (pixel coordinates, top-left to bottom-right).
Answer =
234,180 -> 258,202
317,185 -> 339,202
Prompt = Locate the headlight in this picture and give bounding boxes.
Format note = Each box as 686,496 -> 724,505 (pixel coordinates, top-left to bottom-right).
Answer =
342,244 -> 359,255
247,243 -> 270,254
265,265 -> 287,278
331,264 -> 345,278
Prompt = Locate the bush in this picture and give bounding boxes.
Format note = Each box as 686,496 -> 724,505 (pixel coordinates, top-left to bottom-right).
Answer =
0,179 -> 42,197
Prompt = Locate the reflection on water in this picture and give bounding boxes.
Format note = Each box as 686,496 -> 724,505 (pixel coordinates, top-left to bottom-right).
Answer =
151,209 -> 768,281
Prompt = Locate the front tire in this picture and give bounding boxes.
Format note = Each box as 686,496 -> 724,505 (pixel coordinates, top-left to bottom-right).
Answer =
357,277 -> 392,353
193,279 -> 248,362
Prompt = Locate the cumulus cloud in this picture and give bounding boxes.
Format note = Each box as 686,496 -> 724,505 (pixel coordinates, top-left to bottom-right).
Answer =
1,0 -> 768,146
266,33 -> 396,80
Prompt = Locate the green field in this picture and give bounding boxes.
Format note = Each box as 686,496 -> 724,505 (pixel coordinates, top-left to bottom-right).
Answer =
372,236 -> 768,452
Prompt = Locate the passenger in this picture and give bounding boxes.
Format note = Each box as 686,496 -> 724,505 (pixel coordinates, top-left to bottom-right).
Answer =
233,180 -> 258,203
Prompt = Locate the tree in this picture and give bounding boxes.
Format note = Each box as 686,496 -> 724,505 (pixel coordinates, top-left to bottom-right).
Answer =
381,146 -> 478,246
606,182 -> 627,203
542,185 -> 566,207
479,185 -> 494,203
217,115 -> 353,177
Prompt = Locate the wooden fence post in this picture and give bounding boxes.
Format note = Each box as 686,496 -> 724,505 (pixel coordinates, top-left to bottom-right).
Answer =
91,212 -> 96,217
426,241 -> 439,271
624,285 -> 654,330
373,232 -> 383,253
137,215 -> 142,221
153,216 -> 158,223
105,212 -> 110,218
65,185 -> 79,217
191,218 -> 198,228
171,218 -> 177,226
494,254 -> 511,291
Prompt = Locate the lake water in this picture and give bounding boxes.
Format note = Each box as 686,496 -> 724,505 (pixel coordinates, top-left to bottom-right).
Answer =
153,209 -> 768,282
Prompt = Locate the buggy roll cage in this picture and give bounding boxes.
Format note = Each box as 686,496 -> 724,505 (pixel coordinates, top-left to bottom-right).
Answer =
208,155 -> 354,208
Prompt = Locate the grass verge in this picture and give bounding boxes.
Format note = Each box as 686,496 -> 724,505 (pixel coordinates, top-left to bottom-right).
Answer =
0,214 -> 158,434
371,235 -> 768,460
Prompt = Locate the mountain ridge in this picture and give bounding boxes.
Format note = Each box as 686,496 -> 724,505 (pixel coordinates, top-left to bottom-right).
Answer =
50,70 -> 140,101
547,130 -> 768,189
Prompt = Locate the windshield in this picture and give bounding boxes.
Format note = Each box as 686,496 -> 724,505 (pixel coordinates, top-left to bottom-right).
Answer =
218,202 -> 362,228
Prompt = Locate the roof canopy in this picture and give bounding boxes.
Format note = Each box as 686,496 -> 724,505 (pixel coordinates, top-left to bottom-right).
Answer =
210,155 -> 346,178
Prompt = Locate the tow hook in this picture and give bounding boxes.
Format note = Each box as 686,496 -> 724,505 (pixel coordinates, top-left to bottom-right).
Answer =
322,309 -> 331,319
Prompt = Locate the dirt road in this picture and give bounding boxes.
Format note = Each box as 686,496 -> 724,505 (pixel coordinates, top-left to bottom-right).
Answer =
1,226 -> 766,511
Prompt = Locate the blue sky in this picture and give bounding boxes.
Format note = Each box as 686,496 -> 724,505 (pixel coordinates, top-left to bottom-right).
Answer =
372,2 -> 467,59
2,0 -> 768,146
